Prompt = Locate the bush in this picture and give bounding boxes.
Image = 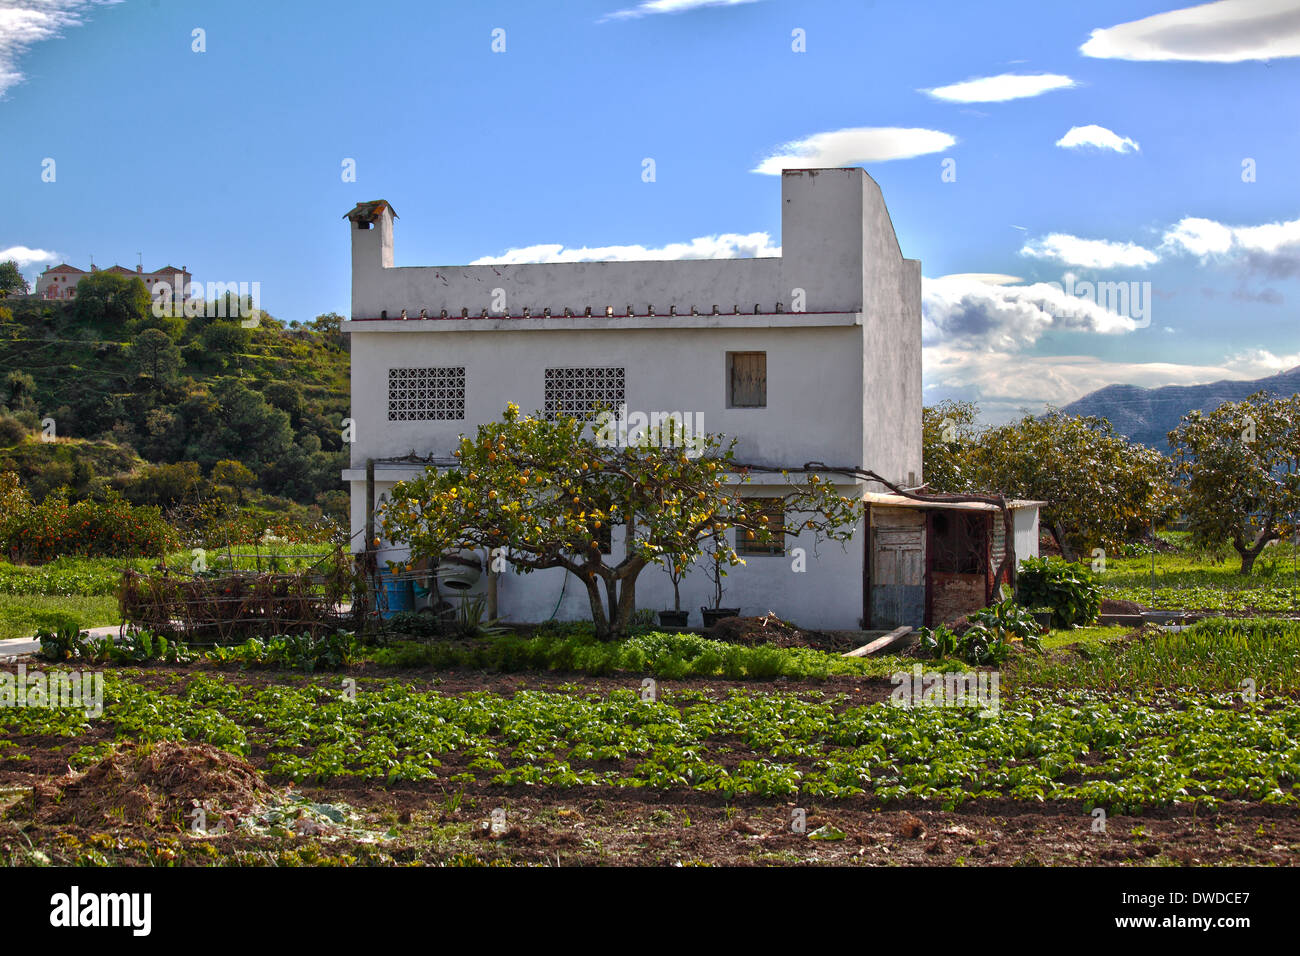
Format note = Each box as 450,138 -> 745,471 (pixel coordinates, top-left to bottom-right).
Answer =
1,491 -> 180,562
1016,557 -> 1102,628
0,413 -> 26,447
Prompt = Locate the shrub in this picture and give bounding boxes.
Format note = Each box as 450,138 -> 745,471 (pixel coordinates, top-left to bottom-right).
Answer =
0,413 -> 26,447
2,491 -> 180,562
1016,556 -> 1102,628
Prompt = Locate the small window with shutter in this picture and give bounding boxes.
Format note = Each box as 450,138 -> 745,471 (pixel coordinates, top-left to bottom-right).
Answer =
727,352 -> 766,408
737,497 -> 785,556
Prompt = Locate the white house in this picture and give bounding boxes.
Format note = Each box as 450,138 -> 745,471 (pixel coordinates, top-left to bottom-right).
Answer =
341,168 -> 1038,629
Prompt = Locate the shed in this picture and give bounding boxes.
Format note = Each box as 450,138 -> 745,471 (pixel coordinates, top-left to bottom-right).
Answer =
862,493 -> 1043,629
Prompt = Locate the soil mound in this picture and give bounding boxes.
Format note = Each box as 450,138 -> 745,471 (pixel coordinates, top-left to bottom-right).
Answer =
37,741 -> 273,828
1100,598 -> 1144,615
704,614 -> 860,652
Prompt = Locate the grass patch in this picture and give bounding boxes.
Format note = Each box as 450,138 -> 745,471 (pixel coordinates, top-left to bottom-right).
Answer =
0,545 -> 340,598
1039,624 -> 1132,651
0,593 -> 120,642
1099,539 -> 1300,611
1010,617 -> 1300,696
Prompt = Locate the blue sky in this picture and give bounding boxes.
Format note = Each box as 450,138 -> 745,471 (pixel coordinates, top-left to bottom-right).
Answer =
2,0 -> 1298,421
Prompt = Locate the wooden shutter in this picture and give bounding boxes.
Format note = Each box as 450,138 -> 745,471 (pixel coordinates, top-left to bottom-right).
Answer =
729,352 -> 766,407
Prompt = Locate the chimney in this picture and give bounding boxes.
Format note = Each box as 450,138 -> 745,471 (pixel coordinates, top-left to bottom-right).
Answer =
345,201 -> 397,318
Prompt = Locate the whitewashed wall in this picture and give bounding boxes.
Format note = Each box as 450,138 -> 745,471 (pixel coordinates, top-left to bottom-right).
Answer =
343,168 -> 921,629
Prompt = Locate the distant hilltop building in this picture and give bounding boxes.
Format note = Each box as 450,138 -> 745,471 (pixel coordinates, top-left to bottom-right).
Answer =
34,262 -> 191,301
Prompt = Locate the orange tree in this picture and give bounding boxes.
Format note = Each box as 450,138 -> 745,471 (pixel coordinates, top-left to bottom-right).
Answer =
921,399 -> 981,493
380,404 -> 859,640
968,410 -> 1174,561
1168,392 -> 1300,574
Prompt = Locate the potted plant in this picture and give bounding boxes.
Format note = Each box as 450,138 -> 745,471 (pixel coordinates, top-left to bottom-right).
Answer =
658,558 -> 690,628
701,529 -> 740,628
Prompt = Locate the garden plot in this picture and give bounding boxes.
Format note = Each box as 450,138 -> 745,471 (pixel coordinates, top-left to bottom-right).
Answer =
2,618 -> 1298,867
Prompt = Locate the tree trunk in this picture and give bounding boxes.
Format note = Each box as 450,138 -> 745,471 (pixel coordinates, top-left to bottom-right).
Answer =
1051,522 -> 1077,563
611,576 -> 638,639
583,574 -> 611,640
1235,529 -> 1278,575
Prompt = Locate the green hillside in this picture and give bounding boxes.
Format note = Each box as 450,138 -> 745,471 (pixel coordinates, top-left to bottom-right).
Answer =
0,275 -> 350,524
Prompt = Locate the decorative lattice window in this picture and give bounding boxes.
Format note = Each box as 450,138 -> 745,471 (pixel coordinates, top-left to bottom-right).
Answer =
387,366 -> 466,421
544,366 -> 625,421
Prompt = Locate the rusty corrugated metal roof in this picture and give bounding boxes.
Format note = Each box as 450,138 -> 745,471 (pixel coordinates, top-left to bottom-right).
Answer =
862,493 -> 1045,511
344,200 -> 398,223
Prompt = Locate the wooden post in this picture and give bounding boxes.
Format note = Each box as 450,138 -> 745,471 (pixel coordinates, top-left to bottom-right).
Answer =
365,459 -> 376,611
1150,516 -> 1156,606
861,503 -> 872,629
365,459 -> 376,552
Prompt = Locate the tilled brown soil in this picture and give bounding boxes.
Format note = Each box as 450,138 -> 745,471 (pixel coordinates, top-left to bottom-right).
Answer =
4,786 -> 1297,866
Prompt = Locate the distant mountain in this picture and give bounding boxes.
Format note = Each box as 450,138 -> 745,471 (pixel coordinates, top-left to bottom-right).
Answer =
1060,365 -> 1300,450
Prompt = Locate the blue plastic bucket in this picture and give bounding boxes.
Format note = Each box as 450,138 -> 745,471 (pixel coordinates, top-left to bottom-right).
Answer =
378,571 -> 415,619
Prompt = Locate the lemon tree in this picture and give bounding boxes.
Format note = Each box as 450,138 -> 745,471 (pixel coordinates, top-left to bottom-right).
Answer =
381,404 -> 858,639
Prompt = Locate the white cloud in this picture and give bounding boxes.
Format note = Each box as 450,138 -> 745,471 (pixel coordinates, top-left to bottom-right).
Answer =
1021,234 -> 1159,269
1081,0 -> 1300,63
922,346 -> 1277,423
921,72 -> 1076,103
1163,215 -> 1300,255
471,232 -> 780,265
600,0 -> 763,22
0,0 -> 117,98
0,244 -> 58,268
936,273 -> 1023,285
1055,124 -> 1140,153
752,126 -> 955,175
1162,214 -> 1300,276
922,273 -> 1143,352
1223,347 -> 1300,376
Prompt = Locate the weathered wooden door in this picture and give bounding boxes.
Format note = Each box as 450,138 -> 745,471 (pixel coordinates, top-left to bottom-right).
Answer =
871,525 -> 925,628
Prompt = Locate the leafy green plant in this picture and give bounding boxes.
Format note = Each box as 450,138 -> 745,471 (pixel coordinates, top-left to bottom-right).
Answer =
36,623 -> 91,662
1016,557 -> 1102,628
917,624 -> 960,659
366,629 -> 902,680
204,630 -> 357,671
968,598 -> 1043,651
917,599 -> 1040,665
12,668 -> 1297,815
452,594 -> 504,639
